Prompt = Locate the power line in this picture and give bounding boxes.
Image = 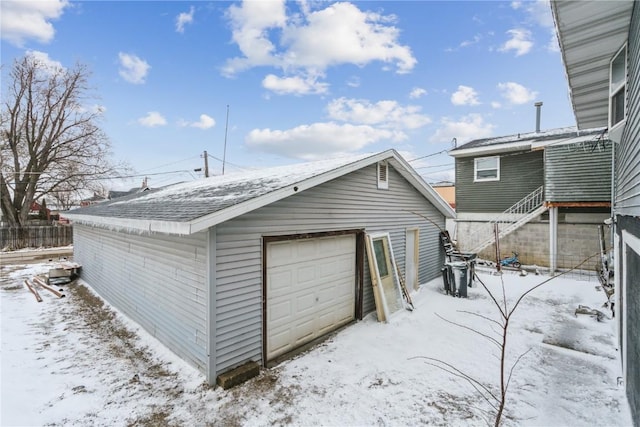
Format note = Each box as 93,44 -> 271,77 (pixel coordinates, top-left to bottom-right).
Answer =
139,155 -> 200,172
206,153 -> 246,171
407,149 -> 450,162
414,163 -> 454,170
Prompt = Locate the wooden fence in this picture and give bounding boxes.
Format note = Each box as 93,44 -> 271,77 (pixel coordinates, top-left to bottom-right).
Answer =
0,225 -> 73,250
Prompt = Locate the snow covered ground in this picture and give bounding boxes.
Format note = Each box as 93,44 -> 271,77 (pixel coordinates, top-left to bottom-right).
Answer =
0,259 -> 633,426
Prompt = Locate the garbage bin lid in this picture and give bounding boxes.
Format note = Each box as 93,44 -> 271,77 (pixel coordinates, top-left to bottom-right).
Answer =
445,261 -> 467,268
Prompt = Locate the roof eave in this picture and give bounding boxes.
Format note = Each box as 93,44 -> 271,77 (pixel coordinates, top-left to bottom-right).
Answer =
387,156 -> 456,219
552,0 -> 634,130
64,213 -> 192,235
448,142 -> 532,158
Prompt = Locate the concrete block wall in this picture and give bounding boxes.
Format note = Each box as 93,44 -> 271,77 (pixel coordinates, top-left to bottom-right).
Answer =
457,219 -> 607,270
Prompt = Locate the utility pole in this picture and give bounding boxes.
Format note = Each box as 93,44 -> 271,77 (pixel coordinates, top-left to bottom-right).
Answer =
223,104 -> 229,175
203,150 -> 209,178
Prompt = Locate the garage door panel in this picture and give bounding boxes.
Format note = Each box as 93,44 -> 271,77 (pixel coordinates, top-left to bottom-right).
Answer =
269,330 -> 291,355
295,293 -> 317,314
297,265 -> 317,284
267,235 -> 356,361
269,300 -> 292,324
268,269 -> 293,293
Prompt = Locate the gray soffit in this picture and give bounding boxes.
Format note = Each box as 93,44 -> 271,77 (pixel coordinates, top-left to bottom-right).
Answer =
552,0 -> 634,129
65,149 -> 455,235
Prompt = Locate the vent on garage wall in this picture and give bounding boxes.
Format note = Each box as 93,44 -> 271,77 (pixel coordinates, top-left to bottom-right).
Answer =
377,162 -> 389,190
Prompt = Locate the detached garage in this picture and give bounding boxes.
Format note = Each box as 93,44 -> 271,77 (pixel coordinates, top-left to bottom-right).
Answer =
66,149 -> 455,384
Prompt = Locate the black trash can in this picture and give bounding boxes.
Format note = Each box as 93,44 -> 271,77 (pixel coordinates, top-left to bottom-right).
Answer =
450,252 -> 476,287
446,261 -> 469,298
441,266 -> 451,295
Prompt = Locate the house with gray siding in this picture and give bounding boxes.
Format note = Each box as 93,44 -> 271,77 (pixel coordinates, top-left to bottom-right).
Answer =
65,149 -> 455,385
449,126 -> 612,270
552,1 -> 639,423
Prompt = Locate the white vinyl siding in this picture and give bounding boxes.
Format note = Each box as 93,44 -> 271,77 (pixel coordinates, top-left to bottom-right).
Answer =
73,225 -> 208,372
474,156 -> 500,182
214,164 -> 445,373
617,14 -> 640,214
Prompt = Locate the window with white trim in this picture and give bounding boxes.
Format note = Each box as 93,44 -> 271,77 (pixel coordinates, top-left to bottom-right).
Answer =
610,44 -> 627,129
474,156 -> 500,182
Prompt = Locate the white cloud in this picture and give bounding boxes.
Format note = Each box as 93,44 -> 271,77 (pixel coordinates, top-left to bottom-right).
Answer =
499,28 -> 533,56
222,0 -> 287,75
491,101 -> 502,109
25,50 -> 64,74
183,114 -> 215,130
281,3 -> 416,74
222,1 -> 416,88
118,52 -> 150,84
346,76 -> 360,88
429,114 -> 495,144
409,87 -> 427,99
245,122 -> 398,160
511,0 -> 558,53
460,34 -> 482,48
451,85 -> 480,106
262,74 -> 329,95
547,33 -> 559,53
515,0 -> 554,28
0,0 -> 68,46
327,98 -> 431,130
498,82 -> 538,104
138,112 -> 166,127
176,6 -> 195,33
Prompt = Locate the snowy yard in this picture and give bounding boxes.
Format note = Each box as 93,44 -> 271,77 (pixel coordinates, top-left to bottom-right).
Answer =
0,259 -> 633,426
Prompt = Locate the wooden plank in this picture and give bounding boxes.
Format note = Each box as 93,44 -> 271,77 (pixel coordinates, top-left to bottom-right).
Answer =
24,279 -> 42,302
33,276 -> 65,298
544,201 -> 611,207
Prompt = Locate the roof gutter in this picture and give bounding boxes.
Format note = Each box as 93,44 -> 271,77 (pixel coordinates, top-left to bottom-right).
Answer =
64,213 -> 192,235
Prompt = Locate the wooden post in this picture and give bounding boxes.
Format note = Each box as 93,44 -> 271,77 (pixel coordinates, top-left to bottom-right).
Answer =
494,223 -> 501,273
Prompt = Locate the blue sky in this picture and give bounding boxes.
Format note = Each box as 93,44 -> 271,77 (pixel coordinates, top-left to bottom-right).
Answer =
1,0 -> 575,190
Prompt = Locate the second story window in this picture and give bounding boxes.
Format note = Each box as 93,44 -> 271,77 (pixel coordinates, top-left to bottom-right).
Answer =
474,156 -> 500,182
610,44 -> 627,129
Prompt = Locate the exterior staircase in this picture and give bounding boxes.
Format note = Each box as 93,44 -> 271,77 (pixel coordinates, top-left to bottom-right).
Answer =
467,186 -> 548,254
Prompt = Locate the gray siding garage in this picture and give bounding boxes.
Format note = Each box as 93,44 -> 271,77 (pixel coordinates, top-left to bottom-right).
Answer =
66,150 -> 455,384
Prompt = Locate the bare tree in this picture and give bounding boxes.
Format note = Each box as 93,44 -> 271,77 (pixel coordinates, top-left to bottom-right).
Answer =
413,254 -> 599,426
0,54 -> 119,226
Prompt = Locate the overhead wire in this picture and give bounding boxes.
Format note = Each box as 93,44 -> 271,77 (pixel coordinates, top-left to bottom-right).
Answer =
139,155 -> 201,172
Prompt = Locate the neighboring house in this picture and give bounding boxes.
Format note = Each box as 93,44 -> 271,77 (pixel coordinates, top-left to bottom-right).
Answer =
108,184 -> 150,200
449,126 -> 612,270
552,1 -> 639,423
431,181 -> 455,210
79,193 -> 107,207
64,150 -> 455,385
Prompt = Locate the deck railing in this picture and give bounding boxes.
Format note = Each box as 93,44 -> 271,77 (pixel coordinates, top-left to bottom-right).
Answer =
464,186 -> 546,253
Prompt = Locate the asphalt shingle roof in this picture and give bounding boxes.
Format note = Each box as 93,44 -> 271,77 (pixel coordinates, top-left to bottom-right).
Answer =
68,153 -> 378,223
450,126 -> 606,153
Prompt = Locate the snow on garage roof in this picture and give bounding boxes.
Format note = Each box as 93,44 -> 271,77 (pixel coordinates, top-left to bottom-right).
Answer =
65,149 -> 455,235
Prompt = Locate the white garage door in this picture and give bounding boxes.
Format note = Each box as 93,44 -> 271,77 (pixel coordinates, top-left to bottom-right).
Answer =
266,234 -> 356,360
